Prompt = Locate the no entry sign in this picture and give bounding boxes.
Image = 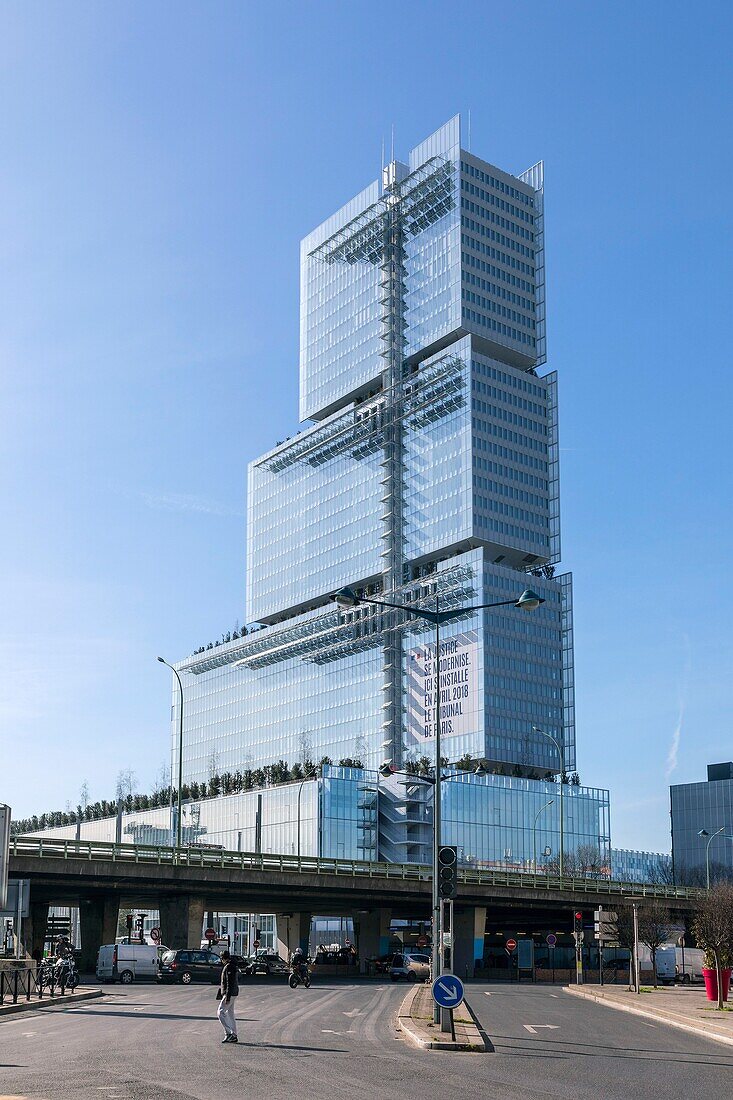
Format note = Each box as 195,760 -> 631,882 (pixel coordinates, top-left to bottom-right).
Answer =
505,938 -> 517,952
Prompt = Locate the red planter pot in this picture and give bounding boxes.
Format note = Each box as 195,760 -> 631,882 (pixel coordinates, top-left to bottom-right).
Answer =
702,967 -> 731,1003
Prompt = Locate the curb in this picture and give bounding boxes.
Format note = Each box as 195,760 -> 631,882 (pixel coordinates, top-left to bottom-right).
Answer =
563,986 -> 733,1049
0,988 -> 103,1018
396,985 -> 489,1052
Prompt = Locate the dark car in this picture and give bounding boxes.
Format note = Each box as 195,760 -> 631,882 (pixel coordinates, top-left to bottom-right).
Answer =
158,948 -> 222,984
241,951 -> 288,976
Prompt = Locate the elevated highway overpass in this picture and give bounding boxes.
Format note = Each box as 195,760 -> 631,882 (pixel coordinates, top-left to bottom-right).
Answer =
9,835 -> 699,974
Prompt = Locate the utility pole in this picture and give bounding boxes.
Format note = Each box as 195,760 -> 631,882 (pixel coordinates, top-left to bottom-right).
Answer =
632,902 -> 640,995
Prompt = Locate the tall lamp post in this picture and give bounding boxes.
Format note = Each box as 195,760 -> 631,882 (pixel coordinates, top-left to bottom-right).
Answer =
296,767 -> 318,860
157,657 -> 185,857
332,583 -> 544,1018
533,799 -> 554,874
532,725 -> 565,878
698,827 -> 733,890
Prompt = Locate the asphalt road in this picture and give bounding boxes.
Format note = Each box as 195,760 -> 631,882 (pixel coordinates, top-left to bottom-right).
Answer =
0,979 -> 731,1100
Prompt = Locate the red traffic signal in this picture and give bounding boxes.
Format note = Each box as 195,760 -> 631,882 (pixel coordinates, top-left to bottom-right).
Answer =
574,912 -> 582,921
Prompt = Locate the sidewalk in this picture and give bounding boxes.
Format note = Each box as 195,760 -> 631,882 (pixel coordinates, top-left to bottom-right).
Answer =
397,984 -> 489,1052
565,984 -> 733,1048
0,987 -> 102,1018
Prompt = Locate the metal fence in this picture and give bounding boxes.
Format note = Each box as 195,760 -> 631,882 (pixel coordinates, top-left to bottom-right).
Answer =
0,966 -> 41,1006
10,835 -> 701,901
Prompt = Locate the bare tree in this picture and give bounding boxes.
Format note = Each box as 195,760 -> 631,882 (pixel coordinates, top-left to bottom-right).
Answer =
297,730 -> 313,767
79,780 -> 90,809
154,761 -> 170,794
646,857 -> 676,886
615,906 -> 636,989
115,769 -> 137,801
576,845 -> 604,876
692,883 -> 733,1010
638,900 -> 673,987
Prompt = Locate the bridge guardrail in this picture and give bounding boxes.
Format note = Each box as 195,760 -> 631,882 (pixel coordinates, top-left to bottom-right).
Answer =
9,835 -> 700,900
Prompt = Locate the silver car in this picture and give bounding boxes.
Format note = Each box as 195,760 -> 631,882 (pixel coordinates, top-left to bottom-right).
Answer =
388,951 -> 431,982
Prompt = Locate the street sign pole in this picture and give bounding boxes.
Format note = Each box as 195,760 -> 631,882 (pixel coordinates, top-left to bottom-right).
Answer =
432,970 -> 464,1040
598,905 -> 604,986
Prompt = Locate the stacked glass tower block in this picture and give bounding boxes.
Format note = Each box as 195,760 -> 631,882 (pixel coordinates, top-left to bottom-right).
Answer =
169,116 -> 610,868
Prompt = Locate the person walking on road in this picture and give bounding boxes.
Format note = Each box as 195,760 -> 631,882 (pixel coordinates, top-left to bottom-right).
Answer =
217,950 -> 239,1044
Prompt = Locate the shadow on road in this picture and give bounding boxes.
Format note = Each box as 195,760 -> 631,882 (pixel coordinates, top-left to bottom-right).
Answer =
490,1035 -> 733,1066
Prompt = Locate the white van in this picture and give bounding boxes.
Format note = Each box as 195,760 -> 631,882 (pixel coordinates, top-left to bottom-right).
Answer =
96,943 -> 161,984
655,945 -> 704,985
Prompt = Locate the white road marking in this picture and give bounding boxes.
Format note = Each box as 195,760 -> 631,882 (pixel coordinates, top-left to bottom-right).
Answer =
643,1023 -> 657,1028
343,1009 -> 362,1017
549,994 -> 558,998
523,1024 -> 560,1034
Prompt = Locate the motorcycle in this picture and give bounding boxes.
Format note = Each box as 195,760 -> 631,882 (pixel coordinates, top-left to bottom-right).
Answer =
288,959 -> 311,989
55,956 -> 79,992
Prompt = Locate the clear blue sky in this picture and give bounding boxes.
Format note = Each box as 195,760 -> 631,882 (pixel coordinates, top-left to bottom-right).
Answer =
2,1 -> 731,852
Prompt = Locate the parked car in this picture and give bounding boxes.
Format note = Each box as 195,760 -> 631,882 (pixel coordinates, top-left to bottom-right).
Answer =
389,952 -> 431,982
241,951 -> 288,976
158,948 -> 223,984
97,943 -> 161,984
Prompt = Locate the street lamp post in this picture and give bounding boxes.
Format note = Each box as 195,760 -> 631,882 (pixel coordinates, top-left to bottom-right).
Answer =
157,657 -> 185,857
533,799 -> 554,874
697,827 -> 733,890
533,725 -> 565,878
296,768 -> 317,861
332,583 -> 544,1021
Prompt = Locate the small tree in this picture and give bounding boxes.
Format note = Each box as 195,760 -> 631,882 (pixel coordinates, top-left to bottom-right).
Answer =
692,883 -> 733,1010
615,906 -> 636,989
637,900 -> 673,987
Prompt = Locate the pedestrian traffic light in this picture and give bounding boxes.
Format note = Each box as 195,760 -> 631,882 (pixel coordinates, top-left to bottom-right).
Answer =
438,845 -> 458,899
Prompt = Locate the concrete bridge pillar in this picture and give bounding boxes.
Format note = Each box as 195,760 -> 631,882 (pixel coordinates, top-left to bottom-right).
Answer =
158,896 -> 205,950
24,897 -> 49,962
275,911 -> 311,960
353,908 -> 392,967
452,905 -> 487,979
79,894 -> 119,972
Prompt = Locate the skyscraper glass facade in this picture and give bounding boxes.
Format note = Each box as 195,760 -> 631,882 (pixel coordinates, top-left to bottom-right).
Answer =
152,116 -> 615,871
670,764 -> 733,883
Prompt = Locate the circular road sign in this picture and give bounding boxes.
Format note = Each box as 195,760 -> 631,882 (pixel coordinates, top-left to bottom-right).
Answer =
149,927 -> 161,944
252,939 -> 261,949
432,974 -> 465,1010
205,928 -> 217,942
546,933 -> 557,947
417,936 -> 428,948
505,938 -> 518,952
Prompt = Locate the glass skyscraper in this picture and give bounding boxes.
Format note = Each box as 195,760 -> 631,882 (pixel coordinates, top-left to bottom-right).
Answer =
670,763 -> 733,883
167,115 -> 605,866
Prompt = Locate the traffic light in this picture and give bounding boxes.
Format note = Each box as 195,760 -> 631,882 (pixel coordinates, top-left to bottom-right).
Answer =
126,914 -> 133,932
573,911 -> 583,942
438,845 -> 458,899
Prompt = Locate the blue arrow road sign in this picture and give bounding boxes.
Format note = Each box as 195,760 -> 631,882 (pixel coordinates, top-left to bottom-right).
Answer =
432,974 -> 465,1009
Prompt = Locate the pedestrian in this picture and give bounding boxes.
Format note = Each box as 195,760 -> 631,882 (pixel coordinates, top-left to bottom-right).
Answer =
216,950 -> 239,1044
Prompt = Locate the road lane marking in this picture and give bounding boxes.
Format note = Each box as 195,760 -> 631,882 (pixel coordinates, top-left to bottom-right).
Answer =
523,1024 -> 560,1034
549,994 -> 558,998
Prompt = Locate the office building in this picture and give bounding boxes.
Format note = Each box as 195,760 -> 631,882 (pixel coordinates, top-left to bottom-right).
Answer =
671,763 -> 733,883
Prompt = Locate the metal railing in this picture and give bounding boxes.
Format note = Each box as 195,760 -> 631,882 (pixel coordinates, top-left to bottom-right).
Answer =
10,835 -> 700,900
0,966 -> 41,1006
